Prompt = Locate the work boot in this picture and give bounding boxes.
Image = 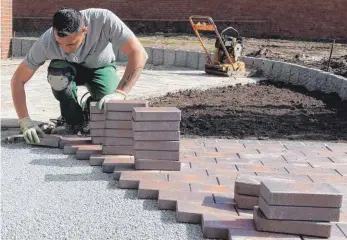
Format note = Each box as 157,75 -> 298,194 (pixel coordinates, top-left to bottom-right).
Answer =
51,123 -> 76,135
50,121 -> 90,135
79,121 -> 90,135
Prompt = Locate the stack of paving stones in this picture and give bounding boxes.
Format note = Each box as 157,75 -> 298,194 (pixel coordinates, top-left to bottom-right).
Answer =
234,174 -> 297,209
101,100 -> 148,156
132,107 -> 181,171
89,102 -> 106,145
254,180 -> 344,238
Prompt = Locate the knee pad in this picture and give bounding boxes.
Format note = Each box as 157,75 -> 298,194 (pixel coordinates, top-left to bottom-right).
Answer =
47,60 -> 76,91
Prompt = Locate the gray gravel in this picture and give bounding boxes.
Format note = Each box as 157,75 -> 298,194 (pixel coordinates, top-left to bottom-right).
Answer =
1,143 -> 205,240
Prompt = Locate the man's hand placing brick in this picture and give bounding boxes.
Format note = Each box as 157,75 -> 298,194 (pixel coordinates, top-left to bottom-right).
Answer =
97,90 -> 127,110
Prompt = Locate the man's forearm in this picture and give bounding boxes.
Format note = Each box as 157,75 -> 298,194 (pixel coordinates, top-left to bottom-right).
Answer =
11,80 -> 29,120
10,62 -> 34,120
117,50 -> 148,94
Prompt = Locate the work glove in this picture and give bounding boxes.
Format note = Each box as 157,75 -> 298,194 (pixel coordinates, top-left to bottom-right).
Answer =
97,90 -> 127,110
19,117 -> 45,144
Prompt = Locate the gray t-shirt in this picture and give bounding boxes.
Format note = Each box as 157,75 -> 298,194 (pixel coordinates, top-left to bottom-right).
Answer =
24,8 -> 135,70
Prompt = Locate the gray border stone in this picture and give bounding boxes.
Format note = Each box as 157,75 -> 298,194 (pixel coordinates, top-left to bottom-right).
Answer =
261,59 -> 275,79
306,69 -> 324,91
240,56 -> 254,66
327,74 -> 345,94
152,48 -> 164,66
339,78 -> 347,100
289,64 -> 301,85
313,70 -> 330,92
279,61 -> 292,83
253,58 -> 263,69
186,51 -> 199,69
270,61 -> 282,81
144,47 -> 153,64
12,38 -> 22,57
210,53 -> 215,64
21,39 -> 34,56
198,52 -> 206,70
298,66 -> 312,87
175,50 -> 187,67
163,49 -> 175,66
117,49 -> 128,61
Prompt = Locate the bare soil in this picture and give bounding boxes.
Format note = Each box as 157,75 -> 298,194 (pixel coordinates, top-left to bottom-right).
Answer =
138,34 -> 347,77
148,81 -> 347,142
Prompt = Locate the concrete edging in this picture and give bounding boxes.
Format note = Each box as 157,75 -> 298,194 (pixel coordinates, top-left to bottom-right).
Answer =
11,38 -> 347,100
241,56 -> 347,101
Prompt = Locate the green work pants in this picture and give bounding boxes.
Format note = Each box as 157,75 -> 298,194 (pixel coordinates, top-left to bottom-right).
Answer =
47,60 -> 120,125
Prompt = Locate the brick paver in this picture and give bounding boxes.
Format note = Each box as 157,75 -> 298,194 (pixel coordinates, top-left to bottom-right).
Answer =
254,206 -> 333,238
259,180 -> 343,207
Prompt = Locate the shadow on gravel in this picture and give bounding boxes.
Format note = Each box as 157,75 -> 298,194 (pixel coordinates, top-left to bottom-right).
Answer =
29,155 -> 88,167
44,168 -> 110,182
142,199 -> 158,211
122,189 -> 138,200
44,167 -> 119,190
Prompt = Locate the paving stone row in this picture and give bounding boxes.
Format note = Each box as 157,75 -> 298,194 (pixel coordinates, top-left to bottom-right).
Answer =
31,134 -> 347,239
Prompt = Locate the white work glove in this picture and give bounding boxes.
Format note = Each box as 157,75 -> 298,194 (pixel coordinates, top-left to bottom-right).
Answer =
19,117 -> 45,144
97,90 -> 127,110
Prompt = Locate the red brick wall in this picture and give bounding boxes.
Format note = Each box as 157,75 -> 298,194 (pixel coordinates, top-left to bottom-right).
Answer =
12,0 -> 347,40
1,0 -> 12,58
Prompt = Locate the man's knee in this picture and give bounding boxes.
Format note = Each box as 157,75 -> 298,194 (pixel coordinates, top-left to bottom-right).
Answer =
47,60 -> 76,92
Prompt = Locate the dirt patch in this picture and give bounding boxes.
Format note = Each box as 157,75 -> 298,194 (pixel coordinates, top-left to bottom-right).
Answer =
148,81 -> 347,142
137,34 -> 347,77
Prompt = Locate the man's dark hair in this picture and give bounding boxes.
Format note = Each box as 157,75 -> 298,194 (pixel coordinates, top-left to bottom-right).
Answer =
53,8 -> 83,37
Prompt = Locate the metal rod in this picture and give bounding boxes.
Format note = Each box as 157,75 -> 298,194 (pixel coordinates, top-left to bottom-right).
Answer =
327,39 -> 335,71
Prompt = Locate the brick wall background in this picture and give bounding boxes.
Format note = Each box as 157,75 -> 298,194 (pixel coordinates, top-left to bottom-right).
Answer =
1,0 -> 12,58
12,0 -> 346,40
